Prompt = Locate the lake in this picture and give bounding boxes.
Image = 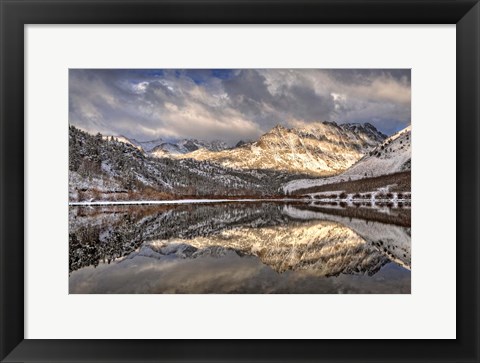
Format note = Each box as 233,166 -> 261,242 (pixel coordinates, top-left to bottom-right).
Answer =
69,201 -> 411,294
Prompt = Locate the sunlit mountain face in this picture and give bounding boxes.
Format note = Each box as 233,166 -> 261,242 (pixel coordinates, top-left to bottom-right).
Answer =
69,202 -> 410,294
169,122 -> 387,176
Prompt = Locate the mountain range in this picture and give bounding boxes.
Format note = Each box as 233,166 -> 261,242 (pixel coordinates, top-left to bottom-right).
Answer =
104,135 -> 229,154
104,121 -> 387,176
70,121 -> 410,201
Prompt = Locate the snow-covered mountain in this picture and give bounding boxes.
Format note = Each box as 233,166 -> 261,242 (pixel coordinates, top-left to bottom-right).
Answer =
283,125 -> 411,193
74,122 -> 409,199
172,122 -> 386,176
150,139 -> 229,157
131,138 -> 165,152
102,122 -> 386,177
102,134 -> 229,155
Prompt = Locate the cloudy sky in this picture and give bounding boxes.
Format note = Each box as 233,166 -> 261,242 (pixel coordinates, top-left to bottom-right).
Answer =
69,69 -> 410,145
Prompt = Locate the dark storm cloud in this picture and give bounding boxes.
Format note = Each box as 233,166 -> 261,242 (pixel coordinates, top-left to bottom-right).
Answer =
69,69 -> 411,144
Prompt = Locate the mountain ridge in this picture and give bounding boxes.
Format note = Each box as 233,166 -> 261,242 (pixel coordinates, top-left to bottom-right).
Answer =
171,121 -> 387,176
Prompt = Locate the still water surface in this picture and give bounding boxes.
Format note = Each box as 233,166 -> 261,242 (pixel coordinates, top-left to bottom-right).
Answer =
69,202 -> 411,294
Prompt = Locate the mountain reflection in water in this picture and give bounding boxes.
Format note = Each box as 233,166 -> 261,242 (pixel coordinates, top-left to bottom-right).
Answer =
69,202 -> 411,294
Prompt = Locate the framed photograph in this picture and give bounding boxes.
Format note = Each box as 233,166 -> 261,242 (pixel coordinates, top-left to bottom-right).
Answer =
67,67 -> 412,295
1,0 -> 478,362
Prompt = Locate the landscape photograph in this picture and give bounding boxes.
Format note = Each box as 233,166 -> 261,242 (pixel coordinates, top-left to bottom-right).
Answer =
68,69 -> 411,294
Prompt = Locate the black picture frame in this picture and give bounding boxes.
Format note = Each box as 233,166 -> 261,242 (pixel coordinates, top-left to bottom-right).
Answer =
1,0 -> 479,362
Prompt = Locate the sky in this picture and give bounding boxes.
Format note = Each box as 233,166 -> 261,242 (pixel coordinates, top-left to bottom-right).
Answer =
69,69 -> 411,145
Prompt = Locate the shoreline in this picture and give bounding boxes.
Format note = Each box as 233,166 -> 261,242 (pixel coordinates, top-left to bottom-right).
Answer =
69,196 -> 412,206
68,198 -> 304,206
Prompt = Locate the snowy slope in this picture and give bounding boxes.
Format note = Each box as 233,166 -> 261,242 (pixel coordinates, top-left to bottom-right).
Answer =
343,125 -> 411,179
283,125 -> 411,193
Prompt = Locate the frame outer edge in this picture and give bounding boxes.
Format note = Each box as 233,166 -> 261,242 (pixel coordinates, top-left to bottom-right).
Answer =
1,1 -> 26,362
457,1 -> 480,361
1,0 -> 479,362
0,0 -> 4,359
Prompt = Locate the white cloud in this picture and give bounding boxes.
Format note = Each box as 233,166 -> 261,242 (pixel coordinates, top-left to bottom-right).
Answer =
69,69 -> 411,143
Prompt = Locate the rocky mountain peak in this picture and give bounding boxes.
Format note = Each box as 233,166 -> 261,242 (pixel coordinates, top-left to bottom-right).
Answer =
170,122 -> 387,176
270,124 -> 289,133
